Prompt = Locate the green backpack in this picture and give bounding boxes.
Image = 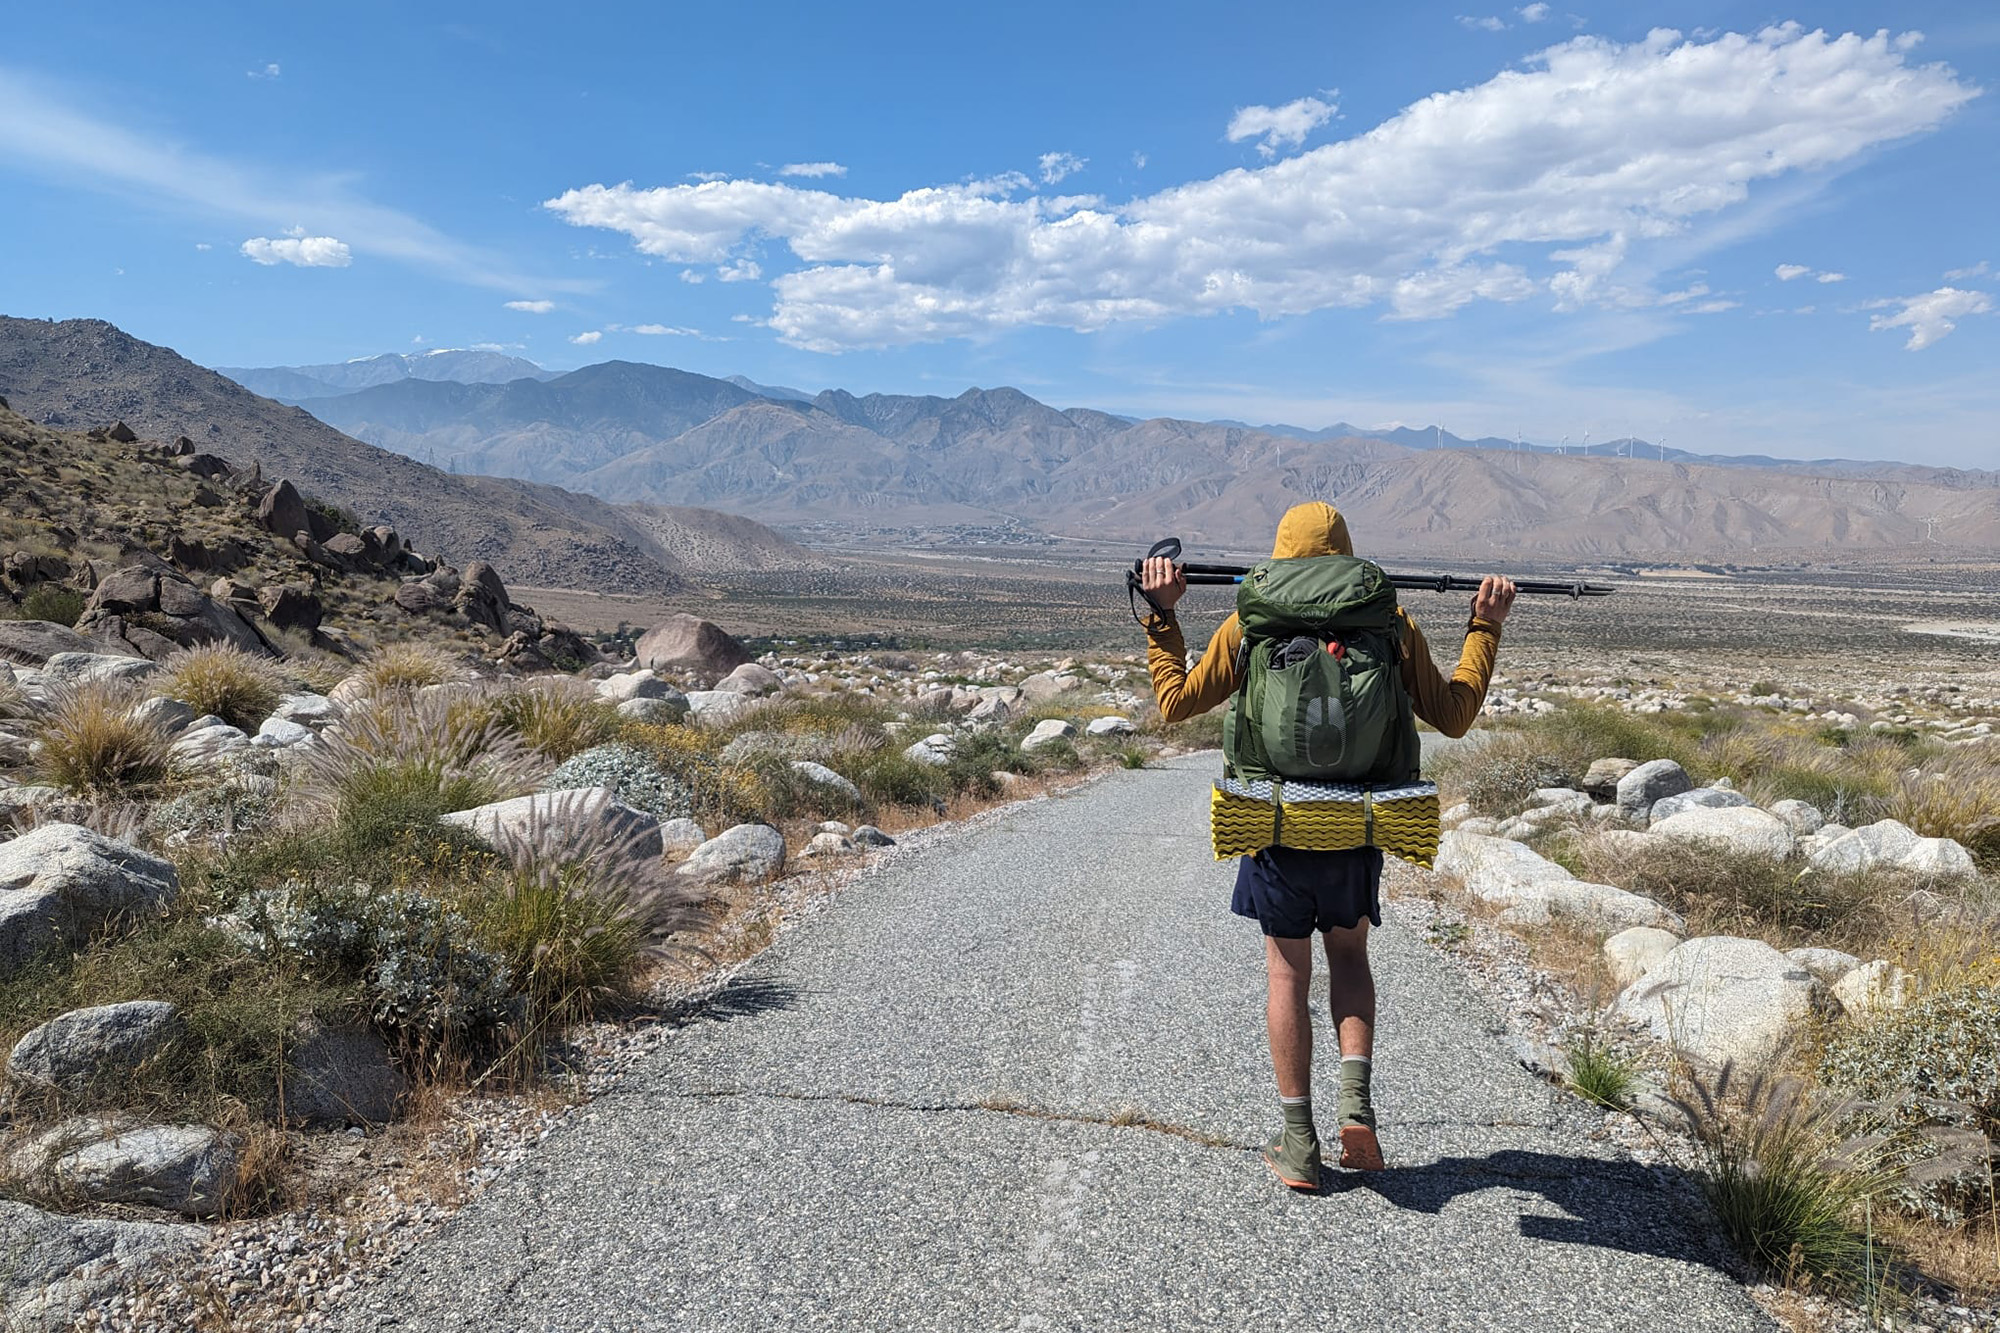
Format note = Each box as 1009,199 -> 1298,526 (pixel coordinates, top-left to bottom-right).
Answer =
1221,555 -> 1421,785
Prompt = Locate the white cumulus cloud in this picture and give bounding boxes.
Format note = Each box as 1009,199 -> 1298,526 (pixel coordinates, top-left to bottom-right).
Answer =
1459,16 -> 1508,32
1225,95 -> 1337,158
1518,4 -> 1551,21
1815,271 -> 1846,283
1867,286 -> 1991,350
504,299 -> 555,313
569,330 -> 603,345
239,234 -> 351,267
545,25 -> 1975,352
780,162 -> 847,178
1038,152 -> 1087,184
1775,263 -> 1811,280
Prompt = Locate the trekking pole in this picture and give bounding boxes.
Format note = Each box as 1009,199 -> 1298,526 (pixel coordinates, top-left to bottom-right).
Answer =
1126,536 -> 1615,623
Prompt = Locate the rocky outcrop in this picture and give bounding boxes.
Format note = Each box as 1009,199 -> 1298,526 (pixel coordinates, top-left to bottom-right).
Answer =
74,564 -> 271,661
1614,759 -> 1692,823
635,613 -> 750,675
1647,806 -> 1797,860
0,826 -> 180,979
1435,831 -> 1682,932
0,618 -> 98,666
20,1120 -> 240,1218
257,584 -> 324,633
1022,719 -> 1077,751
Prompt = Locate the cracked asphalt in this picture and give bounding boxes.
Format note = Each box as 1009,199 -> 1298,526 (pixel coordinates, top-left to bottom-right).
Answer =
336,753 -> 1772,1332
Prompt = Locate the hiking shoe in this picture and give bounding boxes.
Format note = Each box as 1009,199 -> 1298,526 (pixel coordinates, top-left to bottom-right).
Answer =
1262,1125 -> 1323,1191
1337,1123 -> 1386,1172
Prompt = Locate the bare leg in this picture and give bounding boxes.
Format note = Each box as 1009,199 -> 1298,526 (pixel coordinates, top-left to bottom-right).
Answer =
1263,935 -> 1315,1099
1321,920 -> 1376,1057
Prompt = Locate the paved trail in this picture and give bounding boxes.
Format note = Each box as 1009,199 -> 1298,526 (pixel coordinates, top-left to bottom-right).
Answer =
340,755 -> 1771,1332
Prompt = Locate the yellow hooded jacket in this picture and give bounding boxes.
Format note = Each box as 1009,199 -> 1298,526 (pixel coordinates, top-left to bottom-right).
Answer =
1144,502 -> 1502,739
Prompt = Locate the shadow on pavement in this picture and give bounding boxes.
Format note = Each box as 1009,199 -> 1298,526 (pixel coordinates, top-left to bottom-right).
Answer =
1322,1149 -> 1737,1274
648,973 -> 802,1027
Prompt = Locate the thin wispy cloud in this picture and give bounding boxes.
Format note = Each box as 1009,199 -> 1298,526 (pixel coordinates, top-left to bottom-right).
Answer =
779,162 -> 847,178
1943,260 -> 1988,280
1868,286 -> 1992,350
0,65 -> 584,294
1458,15 -> 1507,32
1775,264 -> 1812,280
504,298 -> 555,313
546,26 -> 1976,352
1224,95 -> 1336,158
247,63 -> 281,80
1038,152 -> 1086,184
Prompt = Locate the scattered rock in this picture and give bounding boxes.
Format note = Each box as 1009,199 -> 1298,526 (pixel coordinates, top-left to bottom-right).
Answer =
255,480 -> 312,542
1085,715 -> 1137,737
674,824 -> 787,885
257,584 -> 323,633
0,619 -> 98,666
659,818 -> 707,854
715,662 -> 782,696
803,831 -> 854,857
596,671 -> 673,703
1614,759 -> 1692,823
1603,926 -> 1681,988
1902,836 -> 1978,880
1581,758 -> 1640,801
1436,831 -> 1681,932
441,788 -> 664,860
1646,787 -> 1751,823
635,614 -> 750,675
75,565 -> 270,660
852,825 -> 896,848
1785,947 -> 1864,985
252,717 -> 317,749
1805,819 -> 1921,875
1768,799 -> 1826,837
0,825 -> 179,979
35,1122 -> 240,1218
1021,719 -> 1077,751
904,734 -> 953,766
1613,935 -> 1828,1069
271,693 -> 340,729
617,694 -> 691,724
280,1021 -> 406,1127
0,1199 -> 201,1323
455,561 -> 512,633
170,720 -> 251,763
131,696 -> 196,734
7,1001 -> 182,1095
684,690 -> 753,728
1647,806 -> 1797,860
1017,672 -> 1081,703
1831,960 -> 1917,1019
790,760 -> 861,805
40,651 -> 160,687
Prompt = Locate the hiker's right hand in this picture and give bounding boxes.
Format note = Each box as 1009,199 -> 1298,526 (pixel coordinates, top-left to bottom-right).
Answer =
1140,556 -> 1186,614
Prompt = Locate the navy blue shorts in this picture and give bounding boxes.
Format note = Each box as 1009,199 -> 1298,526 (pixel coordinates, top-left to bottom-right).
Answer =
1231,846 -> 1384,938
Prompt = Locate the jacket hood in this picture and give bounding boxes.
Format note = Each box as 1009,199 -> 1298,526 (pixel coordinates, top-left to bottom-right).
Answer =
1272,502 -> 1353,558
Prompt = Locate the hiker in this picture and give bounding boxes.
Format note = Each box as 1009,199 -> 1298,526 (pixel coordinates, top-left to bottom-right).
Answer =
1138,501 -> 1515,1186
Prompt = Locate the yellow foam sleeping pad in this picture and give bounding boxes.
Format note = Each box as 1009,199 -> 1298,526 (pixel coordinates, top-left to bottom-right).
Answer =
1210,778 -> 1441,868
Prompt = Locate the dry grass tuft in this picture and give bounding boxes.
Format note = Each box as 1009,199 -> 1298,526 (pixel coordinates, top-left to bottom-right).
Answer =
480,679 -> 621,763
32,681 -> 176,798
158,642 -> 287,732
356,641 -> 475,698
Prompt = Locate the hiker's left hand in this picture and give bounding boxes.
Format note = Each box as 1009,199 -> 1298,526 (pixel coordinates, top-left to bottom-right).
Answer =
1472,575 -> 1517,625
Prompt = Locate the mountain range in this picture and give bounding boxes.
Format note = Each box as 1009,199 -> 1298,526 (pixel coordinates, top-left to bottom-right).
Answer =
216,349 -> 555,404
0,319 -> 811,592
270,357 -> 2000,559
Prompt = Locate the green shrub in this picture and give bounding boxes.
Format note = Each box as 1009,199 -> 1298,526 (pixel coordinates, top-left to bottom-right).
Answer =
1565,1035 -> 1638,1110
33,682 -> 175,798
18,585 -> 85,627
473,813 -> 707,1029
850,750 -> 948,810
147,784 -> 277,843
157,642 -> 286,732
219,880 -> 515,1048
297,692 -> 544,857
1819,985 -> 2000,1223
543,743 -> 693,819
1579,836 -> 1892,949
487,682 -> 621,762
1668,1066 -> 1899,1297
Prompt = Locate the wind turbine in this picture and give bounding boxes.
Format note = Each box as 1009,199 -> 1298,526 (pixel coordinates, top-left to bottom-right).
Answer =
1559,434 -> 1568,456
1582,430 -> 1591,458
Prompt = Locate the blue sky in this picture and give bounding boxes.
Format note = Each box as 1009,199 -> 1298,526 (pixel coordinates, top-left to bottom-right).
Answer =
1,2 -> 1995,466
